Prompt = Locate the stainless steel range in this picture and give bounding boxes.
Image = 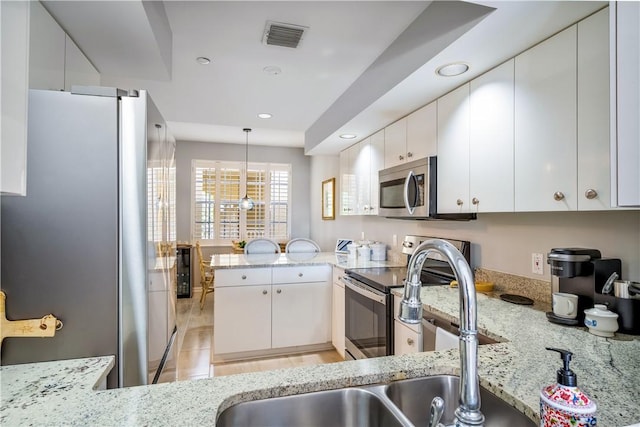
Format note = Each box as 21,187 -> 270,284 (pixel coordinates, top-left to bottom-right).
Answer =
343,235 -> 470,360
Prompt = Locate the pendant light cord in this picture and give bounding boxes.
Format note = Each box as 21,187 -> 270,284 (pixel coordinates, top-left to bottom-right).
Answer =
243,128 -> 251,173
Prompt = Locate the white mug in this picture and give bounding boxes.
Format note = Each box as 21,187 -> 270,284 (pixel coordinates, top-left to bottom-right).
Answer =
553,292 -> 578,319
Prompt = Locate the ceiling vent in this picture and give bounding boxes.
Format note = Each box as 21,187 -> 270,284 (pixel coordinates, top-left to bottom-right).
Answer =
262,21 -> 308,49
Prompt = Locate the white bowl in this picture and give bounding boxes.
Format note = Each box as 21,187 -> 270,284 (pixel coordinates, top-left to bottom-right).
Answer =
584,304 -> 619,337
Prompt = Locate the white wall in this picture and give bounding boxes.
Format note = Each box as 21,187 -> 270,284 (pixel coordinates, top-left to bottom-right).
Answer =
310,155 -> 640,281
175,140 -> 311,243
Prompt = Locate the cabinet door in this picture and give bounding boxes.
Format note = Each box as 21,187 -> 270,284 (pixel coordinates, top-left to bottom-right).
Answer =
369,129 -> 385,214
613,2 -> 640,207
339,145 -> 356,215
515,26 -> 577,211
355,138 -> 371,215
272,282 -> 332,348
437,84 -> 470,213
394,320 -> 421,356
407,101 -> 437,160
29,1 -> 65,91
331,281 -> 345,358
1,0 -> 29,195
64,35 -> 100,91
469,59 -> 515,213
578,8 -> 610,211
384,118 -> 407,168
214,285 -> 271,354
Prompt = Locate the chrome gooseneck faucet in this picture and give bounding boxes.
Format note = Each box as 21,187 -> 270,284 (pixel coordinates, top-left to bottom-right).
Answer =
399,239 -> 485,427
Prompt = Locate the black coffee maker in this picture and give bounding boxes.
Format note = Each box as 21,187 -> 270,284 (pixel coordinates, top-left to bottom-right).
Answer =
547,248 -> 621,323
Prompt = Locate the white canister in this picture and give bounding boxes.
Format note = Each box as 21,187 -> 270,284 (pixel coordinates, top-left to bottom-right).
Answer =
347,243 -> 359,259
357,245 -> 371,261
370,243 -> 386,261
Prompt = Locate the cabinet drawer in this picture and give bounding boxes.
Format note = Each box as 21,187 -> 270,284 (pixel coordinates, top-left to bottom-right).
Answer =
215,267 -> 272,287
272,265 -> 330,284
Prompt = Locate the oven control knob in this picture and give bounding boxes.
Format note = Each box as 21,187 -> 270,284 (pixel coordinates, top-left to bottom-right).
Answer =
402,241 -> 413,248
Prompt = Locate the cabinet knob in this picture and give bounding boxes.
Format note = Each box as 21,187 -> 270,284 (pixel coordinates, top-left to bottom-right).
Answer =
399,155 -> 404,161
553,191 -> 565,201
241,275 -> 247,280
276,289 -> 282,294
585,189 -> 598,200
298,272 -> 303,277
456,199 -> 464,206
262,290 -> 268,295
407,152 -> 413,158
472,197 -> 479,205
407,338 -> 414,345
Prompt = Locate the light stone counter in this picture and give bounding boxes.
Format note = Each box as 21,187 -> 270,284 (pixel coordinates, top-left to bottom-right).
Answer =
3,286 -> 639,426
210,251 -> 403,269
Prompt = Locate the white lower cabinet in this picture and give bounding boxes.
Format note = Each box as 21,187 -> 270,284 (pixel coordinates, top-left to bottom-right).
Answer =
272,281 -> 331,348
394,320 -> 422,356
214,285 -> 272,354
331,267 -> 346,358
214,265 -> 331,357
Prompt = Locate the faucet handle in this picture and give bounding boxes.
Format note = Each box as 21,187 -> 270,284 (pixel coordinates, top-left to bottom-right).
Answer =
428,396 -> 445,427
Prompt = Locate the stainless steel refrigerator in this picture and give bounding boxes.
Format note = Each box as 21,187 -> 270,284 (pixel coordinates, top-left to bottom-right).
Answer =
0,87 -> 177,388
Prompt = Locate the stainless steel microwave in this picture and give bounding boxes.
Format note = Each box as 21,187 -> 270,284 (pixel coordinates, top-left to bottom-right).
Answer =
378,156 -> 476,220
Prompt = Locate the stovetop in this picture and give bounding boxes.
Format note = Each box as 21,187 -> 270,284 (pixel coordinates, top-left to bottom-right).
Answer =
346,261 -> 454,294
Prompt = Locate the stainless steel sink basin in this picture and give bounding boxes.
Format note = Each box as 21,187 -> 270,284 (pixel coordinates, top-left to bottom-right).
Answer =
216,388 -> 407,427
384,375 -> 536,426
216,375 -> 535,427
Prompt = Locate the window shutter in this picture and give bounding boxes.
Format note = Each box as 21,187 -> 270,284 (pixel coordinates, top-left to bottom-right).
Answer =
269,167 -> 290,240
194,165 -> 216,241
218,167 -> 241,240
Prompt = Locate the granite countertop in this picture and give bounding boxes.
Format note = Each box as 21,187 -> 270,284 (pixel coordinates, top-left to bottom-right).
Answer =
210,251 -> 403,269
2,286 -> 639,426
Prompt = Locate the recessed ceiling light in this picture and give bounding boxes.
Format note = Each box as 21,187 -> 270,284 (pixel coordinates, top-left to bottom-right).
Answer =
263,65 -> 282,75
340,134 -> 357,139
436,62 -> 469,77
258,113 -> 272,119
196,56 -> 211,65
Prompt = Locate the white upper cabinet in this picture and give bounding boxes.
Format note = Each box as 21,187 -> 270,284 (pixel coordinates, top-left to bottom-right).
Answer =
64,35 -> 100,90
1,0 -> 30,195
406,102 -> 437,160
578,8 -> 611,210
469,59 -> 515,213
339,144 -> 357,215
355,137 -> 371,215
515,25 -> 577,211
369,129 -> 385,214
437,84 -> 470,213
611,2 -> 640,207
384,118 -> 407,168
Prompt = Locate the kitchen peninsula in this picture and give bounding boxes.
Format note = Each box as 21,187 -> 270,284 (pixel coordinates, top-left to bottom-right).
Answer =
2,277 -> 639,426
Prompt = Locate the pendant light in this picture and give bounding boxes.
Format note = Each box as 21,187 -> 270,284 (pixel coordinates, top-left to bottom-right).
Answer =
239,128 -> 255,210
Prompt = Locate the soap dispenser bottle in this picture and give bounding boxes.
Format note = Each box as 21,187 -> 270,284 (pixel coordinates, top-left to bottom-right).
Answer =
540,347 -> 597,426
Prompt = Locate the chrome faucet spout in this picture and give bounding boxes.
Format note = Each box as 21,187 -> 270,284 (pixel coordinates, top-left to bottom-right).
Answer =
399,239 -> 484,427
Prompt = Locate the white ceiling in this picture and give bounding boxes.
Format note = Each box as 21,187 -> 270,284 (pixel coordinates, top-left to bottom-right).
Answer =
44,1 -> 606,154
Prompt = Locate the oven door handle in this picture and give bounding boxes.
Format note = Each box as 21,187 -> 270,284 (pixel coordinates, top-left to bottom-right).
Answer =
403,170 -> 416,215
343,277 -> 386,304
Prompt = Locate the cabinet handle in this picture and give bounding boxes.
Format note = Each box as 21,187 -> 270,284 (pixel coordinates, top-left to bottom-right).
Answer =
399,155 -> 404,161
407,152 -> 413,158
553,191 -> 565,201
262,290 -> 268,295
298,273 -> 303,277
472,197 -> 479,205
585,189 -> 598,200
456,199 -> 464,206
241,275 -> 247,280
407,338 -> 414,345
276,289 -> 282,294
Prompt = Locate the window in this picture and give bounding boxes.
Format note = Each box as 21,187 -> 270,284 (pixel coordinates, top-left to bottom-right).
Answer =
192,160 -> 291,245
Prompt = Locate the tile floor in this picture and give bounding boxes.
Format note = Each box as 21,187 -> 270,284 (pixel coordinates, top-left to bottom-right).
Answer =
171,289 -> 343,382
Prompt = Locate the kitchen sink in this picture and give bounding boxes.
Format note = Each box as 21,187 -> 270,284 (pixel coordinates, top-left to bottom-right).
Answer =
216,375 -> 535,426
384,375 -> 536,426
216,388 -> 407,427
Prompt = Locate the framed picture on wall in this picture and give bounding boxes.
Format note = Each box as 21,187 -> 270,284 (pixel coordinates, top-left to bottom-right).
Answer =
322,178 -> 335,220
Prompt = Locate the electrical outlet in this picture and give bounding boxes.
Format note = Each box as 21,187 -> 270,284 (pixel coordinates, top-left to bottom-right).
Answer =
361,231 -> 365,240
532,253 -> 544,275
392,234 -> 397,247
